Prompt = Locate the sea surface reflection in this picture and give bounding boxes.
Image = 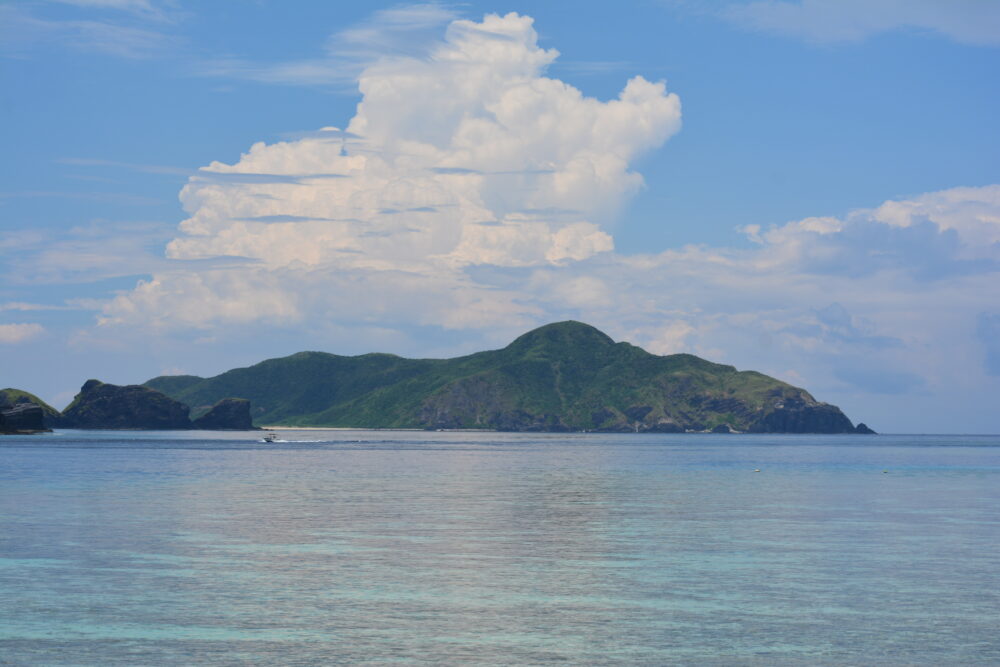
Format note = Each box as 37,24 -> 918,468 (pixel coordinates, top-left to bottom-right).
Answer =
2,431 -> 999,664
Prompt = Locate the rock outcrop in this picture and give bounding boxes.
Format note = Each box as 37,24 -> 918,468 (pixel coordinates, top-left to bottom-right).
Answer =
0,402 -> 49,433
191,398 -> 256,430
54,380 -> 258,430
1,388 -> 61,432
60,379 -> 192,429
746,394 -> 856,434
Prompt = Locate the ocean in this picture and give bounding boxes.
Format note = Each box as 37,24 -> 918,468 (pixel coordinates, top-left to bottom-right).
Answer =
1,431 -> 998,665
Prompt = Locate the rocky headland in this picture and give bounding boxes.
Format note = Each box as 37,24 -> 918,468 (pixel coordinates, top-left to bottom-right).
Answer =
0,401 -> 49,434
0,389 -> 57,434
59,379 -> 194,429
1,381 -> 259,432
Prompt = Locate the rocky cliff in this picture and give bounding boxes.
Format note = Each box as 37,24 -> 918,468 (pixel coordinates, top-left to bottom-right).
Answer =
1,388 -> 60,432
52,381 -> 260,430
60,379 -> 193,429
0,401 -> 49,433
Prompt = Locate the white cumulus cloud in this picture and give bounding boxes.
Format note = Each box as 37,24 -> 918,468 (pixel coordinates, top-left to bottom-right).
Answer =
102,11 -> 681,329
521,183 -> 1000,429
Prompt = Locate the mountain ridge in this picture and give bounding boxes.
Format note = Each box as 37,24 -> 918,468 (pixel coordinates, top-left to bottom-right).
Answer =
144,321 -> 872,434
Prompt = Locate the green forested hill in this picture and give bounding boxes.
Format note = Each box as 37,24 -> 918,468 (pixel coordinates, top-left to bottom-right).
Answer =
144,321 -> 864,433
0,388 -> 61,420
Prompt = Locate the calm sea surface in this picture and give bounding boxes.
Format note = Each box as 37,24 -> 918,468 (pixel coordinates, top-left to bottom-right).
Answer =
1,431 -> 999,665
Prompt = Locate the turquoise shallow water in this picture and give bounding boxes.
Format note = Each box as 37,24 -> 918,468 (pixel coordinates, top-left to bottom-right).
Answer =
1,431 -> 999,665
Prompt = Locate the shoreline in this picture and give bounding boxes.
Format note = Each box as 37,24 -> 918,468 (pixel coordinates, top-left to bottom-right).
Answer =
260,426 -> 496,432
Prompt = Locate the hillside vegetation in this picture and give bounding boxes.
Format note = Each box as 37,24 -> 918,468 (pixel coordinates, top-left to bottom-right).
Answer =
145,321 -> 863,433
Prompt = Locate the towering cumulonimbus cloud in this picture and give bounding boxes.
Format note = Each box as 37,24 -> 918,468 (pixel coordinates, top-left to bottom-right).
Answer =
119,12 -> 680,329
103,13 -> 681,331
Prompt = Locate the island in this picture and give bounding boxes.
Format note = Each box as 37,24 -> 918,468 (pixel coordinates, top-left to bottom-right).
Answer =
0,388 -> 58,434
2,322 -> 877,434
139,321 -> 875,434
55,380 -> 257,430
1,382 -> 256,433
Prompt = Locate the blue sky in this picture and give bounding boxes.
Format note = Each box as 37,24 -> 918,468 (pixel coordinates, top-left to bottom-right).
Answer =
2,0 -> 998,432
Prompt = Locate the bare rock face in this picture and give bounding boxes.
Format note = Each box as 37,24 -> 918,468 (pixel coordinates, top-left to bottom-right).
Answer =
747,396 -> 855,434
192,398 -> 256,430
1,389 -> 60,432
419,374 -> 514,429
0,402 -> 49,434
60,380 -> 192,430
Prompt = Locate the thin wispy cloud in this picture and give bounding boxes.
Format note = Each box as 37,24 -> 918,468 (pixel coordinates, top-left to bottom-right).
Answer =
236,215 -> 346,224
332,3 -> 460,56
0,302 -> 78,312
198,2 -> 461,87
278,128 -> 362,142
719,0 -> 1000,46
1,220 -> 259,287
57,157 -> 192,176
47,0 -> 177,23
0,3 -> 179,59
0,323 -> 46,344
198,57 -> 353,88
190,171 -> 350,186
0,190 -> 164,206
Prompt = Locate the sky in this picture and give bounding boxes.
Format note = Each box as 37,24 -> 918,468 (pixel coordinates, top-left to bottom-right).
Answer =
1,0 -> 998,433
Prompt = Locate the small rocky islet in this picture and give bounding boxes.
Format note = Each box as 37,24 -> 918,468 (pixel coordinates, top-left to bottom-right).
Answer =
0,388 -> 59,434
0,384 -> 253,433
3,321 -> 876,434
54,380 -> 255,431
